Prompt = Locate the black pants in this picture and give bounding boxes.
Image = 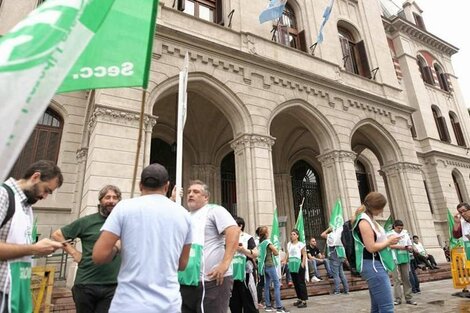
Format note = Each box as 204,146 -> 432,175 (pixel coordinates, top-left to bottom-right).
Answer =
72,284 -> 117,313
0,291 -> 8,313
229,276 -> 259,313
256,275 -> 264,304
290,265 -> 308,301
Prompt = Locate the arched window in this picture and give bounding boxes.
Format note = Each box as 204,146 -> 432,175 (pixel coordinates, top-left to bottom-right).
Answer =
452,171 -> 466,203
449,112 -> 466,146
150,138 -> 176,197
179,0 -> 222,24
291,160 -> 326,241
9,108 -> 63,179
432,106 -> 450,142
338,26 -> 371,78
434,64 -> 450,92
273,3 -> 306,52
417,56 -> 434,85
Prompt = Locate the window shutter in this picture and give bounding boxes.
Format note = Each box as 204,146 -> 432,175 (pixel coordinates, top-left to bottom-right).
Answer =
340,37 -> 354,73
423,66 -> 434,85
356,40 -> 371,78
298,30 -> 307,52
277,25 -> 289,46
438,116 -> 450,142
177,0 -> 185,11
445,73 -> 453,92
452,121 -> 466,146
215,0 -> 223,25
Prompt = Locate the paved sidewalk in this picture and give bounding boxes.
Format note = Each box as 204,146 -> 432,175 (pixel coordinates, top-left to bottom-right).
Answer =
266,279 -> 470,313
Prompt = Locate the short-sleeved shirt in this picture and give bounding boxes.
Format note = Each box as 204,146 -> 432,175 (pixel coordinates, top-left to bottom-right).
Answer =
102,194 -> 192,313
61,212 -> 120,284
306,245 -> 320,258
200,205 -> 237,281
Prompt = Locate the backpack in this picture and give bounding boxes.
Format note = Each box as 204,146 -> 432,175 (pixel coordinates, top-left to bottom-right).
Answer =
1,183 -> 16,228
341,220 -> 360,276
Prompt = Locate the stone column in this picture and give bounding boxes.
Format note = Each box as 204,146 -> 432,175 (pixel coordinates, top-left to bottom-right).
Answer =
81,106 -> 157,214
381,162 -> 445,262
274,173 -> 295,230
231,134 -> 276,235
317,150 -> 361,219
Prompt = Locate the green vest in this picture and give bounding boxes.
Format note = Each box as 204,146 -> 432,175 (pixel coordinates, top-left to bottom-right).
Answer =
352,213 -> 396,273
257,239 -> 277,274
287,241 -> 303,273
232,232 -> 252,281
178,205 -> 210,286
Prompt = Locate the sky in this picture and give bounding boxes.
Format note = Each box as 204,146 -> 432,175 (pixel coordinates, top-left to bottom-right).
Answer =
400,0 -> 470,108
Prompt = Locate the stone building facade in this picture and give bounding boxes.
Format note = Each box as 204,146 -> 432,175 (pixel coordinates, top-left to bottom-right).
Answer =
1,0 -> 469,266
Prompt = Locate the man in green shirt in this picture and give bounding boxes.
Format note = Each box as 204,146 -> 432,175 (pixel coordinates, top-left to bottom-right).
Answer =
52,185 -> 122,313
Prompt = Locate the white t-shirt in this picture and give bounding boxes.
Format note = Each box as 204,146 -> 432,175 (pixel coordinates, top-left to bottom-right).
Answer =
102,194 -> 192,313
196,204 -> 237,281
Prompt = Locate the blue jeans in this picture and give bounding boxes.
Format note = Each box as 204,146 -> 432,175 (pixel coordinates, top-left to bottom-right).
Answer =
329,249 -> 349,293
264,266 -> 282,308
308,258 -> 333,278
361,259 -> 394,313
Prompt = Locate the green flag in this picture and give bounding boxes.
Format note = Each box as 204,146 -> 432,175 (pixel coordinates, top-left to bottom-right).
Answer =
329,198 -> 344,230
447,208 -> 463,250
270,208 -> 281,250
384,215 -> 394,233
58,0 -> 158,92
295,203 -> 306,244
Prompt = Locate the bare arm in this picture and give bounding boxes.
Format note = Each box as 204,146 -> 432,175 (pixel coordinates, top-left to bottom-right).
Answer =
359,220 -> 398,253
178,244 -> 191,271
207,225 -> 240,285
0,238 -> 62,261
92,231 -> 120,265
321,227 -> 332,239
301,247 -> 308,267
52,229 -> 82,263
269,243 -> 279,256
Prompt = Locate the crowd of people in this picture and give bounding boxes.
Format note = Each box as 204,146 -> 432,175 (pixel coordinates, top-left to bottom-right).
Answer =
0,160 -> 460,313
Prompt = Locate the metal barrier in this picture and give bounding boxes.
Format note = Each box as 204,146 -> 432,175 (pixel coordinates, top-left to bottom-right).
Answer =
31,266 -> 55,313
451,247 -> 470,289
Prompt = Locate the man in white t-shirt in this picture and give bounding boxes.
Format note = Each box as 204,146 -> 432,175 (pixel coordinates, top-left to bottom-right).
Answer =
180,180 -> 239,313
93,163 -> 192,313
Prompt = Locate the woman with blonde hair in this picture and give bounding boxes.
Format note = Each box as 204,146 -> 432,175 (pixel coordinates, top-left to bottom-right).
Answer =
352,192 -> 399,313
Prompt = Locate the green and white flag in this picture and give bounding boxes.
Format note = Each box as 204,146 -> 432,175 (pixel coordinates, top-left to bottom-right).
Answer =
294,201 -> 309,280
384,215 -> 394,233
271,207 -> 281,277
0,0 -> 158,181
328,198 -> 345,258
447,208 -> 462,250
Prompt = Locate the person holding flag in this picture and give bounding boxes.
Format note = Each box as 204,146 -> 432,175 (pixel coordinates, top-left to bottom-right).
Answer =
321,199 -> 349,295
352,192 -> 399,313
257,226 -> 289,313
286,229 -> 308,308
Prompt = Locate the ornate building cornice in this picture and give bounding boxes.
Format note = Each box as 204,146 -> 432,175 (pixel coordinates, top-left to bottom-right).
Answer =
382,17 -> 458,56
88,106 -> 158,133
317,150 -> 357,165
230,134 -> 276,152
381,161 -> 423,174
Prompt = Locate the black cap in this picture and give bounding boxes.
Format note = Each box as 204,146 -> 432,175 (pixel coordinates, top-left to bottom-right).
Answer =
140,163 -> 169,189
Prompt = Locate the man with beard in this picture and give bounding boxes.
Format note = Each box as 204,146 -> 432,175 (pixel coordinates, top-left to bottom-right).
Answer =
0,160 -> 64,313
52,185 -> 122,313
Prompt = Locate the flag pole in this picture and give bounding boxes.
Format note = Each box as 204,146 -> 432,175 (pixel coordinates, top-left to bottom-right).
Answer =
175,53 -> 189,205
130,89 -> 147,198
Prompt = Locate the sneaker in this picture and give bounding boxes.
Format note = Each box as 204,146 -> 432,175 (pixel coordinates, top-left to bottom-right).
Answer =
333,291 -> 341,295
292,300 -> 302,306
297,301 -> 307,308
276,307 -> 290,313
311,276 -> 321,282
394,299 -> 401,305
406,300 -> 417,305
265,307 -> 273,312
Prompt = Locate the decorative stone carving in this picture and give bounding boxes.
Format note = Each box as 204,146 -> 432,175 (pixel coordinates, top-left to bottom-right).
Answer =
242,34 -> 257,55
381,162 -> 423,174
88,106 -> 158,133
230,134 -> 276,153
317,150 -> 357,166
76,148 -> 88,163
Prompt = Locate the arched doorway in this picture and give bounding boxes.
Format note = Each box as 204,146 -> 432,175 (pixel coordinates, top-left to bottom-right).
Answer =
355,159 -> 372,203
150,138 -> 176,196
291,160 -> 326,241
221,152 -> 236,216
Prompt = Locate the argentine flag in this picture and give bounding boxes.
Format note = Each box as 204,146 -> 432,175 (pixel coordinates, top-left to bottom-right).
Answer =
259,0 -> 287,24
317,0 -> 335,44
